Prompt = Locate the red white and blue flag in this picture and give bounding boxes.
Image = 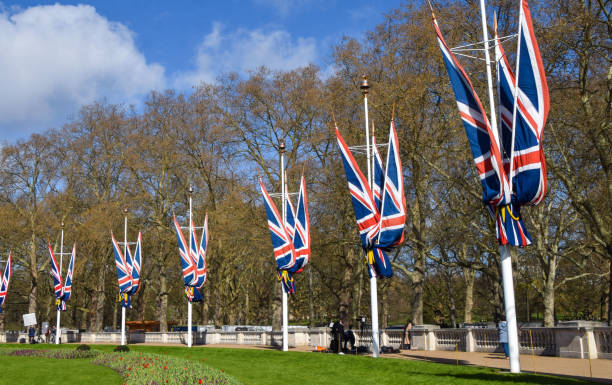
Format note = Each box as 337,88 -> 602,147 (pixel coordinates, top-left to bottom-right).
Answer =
372,136 -> 385,212
336,122 -> 406,278
0,253 -> 11,313
48,244 -> 76,311
112,232 -> 133,307
173,214 -> 207,301
289,174 -> 310,274
432,11 -> 509,208
260,178 -> 296,293
128,233 -> 142,295
432,0 -> 548,247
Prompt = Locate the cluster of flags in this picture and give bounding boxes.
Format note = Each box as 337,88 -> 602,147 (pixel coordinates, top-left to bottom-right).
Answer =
431,0 -> 548,246
335,120 -> 406,278
260,174 -> 310,293
48,244 -> 76,311
111,232 -> 142,307
0,254 -> 11,313
172,214 -> 208,302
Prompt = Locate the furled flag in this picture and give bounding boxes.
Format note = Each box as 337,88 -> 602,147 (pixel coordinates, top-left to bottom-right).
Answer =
260,178 -> 296,293
111,232 -> 139,307
289,174 -> 310,274
0,253 -> 11,313
48,244 -> 76,311
431,0 -> 548,247
173,214 -> 207,302
335,120 -> 406,278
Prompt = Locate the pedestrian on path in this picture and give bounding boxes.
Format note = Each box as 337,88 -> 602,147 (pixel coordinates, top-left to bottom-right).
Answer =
498,316 -> 508,358
402,320 -> 412,350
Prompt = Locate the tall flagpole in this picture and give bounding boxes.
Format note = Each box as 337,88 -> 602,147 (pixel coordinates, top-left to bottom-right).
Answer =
121,207 -> 127,346
361,76 -> 380,358
479,0 -> 520,373
279,139 -> 289,352
55,222 -> 64,344
188,185 -> 194,348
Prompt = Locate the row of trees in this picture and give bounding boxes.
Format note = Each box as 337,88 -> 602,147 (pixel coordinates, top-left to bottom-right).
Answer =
0,0 -> 609,332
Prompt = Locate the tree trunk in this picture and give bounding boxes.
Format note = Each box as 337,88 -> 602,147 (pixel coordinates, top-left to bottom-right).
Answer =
271,283 -> 282,331
446,272 -> 457,328
338,249 -> 355,326
158,272 -> 168,332
543,256 -> 558,327
28,233 -> 38,314
203,287 -> 210,325
462,267 -> 475,323
90,268 -> 106,332
308,267 -> 314,327
411,253 -> 424,324
608,259 -> 612,323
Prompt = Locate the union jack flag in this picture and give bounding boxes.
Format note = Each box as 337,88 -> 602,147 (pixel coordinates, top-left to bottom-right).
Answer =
336,122 -> 406,278
259,177 -> 298,293
173,215 -> 197,287
432,11 -> 510,208
128,233 -> 142,295
0,253 -> 11,313
173,214 -> 207,301
372,136 -> 385,212
289,174 -> 310,274
259,178 -> 296,271
192,216 -> 208,289
112,232 -> 133,307
497,0 -> 548,207
48,244 -> 76,311
335,125 -> 380,249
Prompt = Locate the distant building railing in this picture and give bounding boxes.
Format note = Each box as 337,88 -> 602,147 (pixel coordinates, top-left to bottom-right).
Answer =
1,322 -> 609,359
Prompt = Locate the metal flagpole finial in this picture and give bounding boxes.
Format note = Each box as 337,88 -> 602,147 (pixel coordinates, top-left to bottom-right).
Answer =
360,75 -> 370,96
188,185 -> 194,195
279,139 -> 286,154
123,207 -> 128,215
61,221 -> 64,229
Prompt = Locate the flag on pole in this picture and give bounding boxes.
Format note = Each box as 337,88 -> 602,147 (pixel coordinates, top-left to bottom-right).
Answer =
194,215 -> 208,289
129,233 -> 142,295
48,244 -> 76,311
335,122 -> 406,278
259,178 -> 297,293
173,214 -> 207,301
112,232 -> 133,307
372,136 -> 385,212
0,253 -> 11,313
431,0 -> 548,247
289,174 -> 310,274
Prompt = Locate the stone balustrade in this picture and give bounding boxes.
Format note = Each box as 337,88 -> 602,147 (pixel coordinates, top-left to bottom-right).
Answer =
1,324 -> 609,359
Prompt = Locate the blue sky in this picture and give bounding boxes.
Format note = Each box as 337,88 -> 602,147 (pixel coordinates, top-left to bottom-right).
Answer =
0,0 -> 403,140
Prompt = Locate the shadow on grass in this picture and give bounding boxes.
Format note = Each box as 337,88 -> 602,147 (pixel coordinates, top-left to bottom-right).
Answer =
433,372 -> 593,385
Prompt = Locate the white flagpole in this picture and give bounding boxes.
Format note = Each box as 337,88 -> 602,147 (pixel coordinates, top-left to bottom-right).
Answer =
280,139 -> 289,352
479,0 -> 520,373
361,76 -> 380,358
55,222 -> 64,344
188,185 -> 194,348
121,208 -> 127,346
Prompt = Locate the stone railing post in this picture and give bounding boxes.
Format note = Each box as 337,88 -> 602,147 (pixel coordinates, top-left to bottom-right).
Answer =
465,329 -> 475,352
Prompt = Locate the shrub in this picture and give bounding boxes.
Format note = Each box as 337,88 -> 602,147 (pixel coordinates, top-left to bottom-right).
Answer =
76,344 -> 91,351
113,345 -> 130,353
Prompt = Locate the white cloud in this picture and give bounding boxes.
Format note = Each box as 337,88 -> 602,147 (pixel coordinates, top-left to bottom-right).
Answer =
0,4 -> 165,138
174,23 -> 317,88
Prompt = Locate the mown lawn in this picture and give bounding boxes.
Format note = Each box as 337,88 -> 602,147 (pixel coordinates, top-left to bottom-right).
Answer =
0,354 -> 121,385
0,343 -> 594,385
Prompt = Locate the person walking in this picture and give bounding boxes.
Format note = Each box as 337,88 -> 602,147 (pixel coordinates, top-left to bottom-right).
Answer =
402,321 -> 412,350
498,317 -> 509,358
28,326 -> 35,344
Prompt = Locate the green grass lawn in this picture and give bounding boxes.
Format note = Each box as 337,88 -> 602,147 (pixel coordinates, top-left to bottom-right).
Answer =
0,343 -> 593,385
0,354 -> 122,385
